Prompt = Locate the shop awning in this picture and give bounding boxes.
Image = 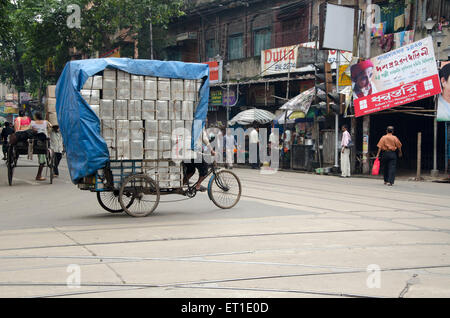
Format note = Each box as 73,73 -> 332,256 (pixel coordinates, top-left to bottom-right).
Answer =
275,109 -> 316,124
228,108 -> 276,126
279,87 -> 315,112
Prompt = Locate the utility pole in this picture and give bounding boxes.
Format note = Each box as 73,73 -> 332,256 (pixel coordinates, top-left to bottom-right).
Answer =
335,49 -> 340,169
335,0 -> 342,170
226,63 -> 230,128
362,0 -> 372,175
149,10 -> 154,60
431,94 -> 439,177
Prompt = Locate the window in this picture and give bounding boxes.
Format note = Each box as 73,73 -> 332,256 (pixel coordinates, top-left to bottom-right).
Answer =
254,28 -> 271,56
281,18 -> 303,47
228,34 -> 243,60
206,39 -> 215,60
379,3 -> 405,34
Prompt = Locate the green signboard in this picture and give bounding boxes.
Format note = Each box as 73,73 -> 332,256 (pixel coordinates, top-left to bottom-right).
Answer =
210,89 -> 223,106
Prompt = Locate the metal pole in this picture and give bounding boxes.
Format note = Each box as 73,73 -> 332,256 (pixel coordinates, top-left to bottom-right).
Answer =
150,20 -> 153,59
417,132 -> 422,179
362,0 -> 372,175
335,0 -> 342,169
431,49 -> 440,177
226,64 -> 230,129
445,122 -> 448,175
284,58 -> 291,139
431,96 -> 439,177
287,63 -> 292,169
335,50 -> 340,168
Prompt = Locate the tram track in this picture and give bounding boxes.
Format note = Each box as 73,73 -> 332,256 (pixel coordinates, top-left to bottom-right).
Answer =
1,242 -> 450,274
0,228 -> 434,252
3,263 -> 450,298
240,175 -> 450,210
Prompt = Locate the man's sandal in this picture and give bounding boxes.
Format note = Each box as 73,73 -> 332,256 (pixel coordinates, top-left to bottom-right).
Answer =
196,185 -> 207,192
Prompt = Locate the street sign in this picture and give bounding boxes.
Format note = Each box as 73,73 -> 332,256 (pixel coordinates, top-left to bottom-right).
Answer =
297,47 -> 328,67
338,65 -> 352,86
209,89 -> 223,106
203,61 -> 223,84
20,92 -> 31,103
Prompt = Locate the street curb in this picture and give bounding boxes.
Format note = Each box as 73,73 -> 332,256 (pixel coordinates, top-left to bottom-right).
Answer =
230,165 -> 449,183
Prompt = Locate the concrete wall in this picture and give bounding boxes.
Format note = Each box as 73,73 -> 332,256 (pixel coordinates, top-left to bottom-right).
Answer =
227,56 -> 261,80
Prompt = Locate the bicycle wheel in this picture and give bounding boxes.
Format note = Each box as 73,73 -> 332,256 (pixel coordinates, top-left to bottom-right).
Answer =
208,170 -> 241,209
7,146 -> 15,186
119,174 -> 160,217
97,190 -> 134,213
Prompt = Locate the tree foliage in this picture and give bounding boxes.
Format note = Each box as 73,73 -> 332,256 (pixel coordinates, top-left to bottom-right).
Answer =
0,0 -> 185,98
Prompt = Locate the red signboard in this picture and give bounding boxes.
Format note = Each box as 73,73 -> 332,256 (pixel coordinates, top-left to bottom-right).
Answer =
353,37 -> 441,117
203,61 -> 222,84
354,75 -> 442,117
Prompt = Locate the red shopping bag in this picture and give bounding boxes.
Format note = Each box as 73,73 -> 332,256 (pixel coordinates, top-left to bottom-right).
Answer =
372,157 -> 380,175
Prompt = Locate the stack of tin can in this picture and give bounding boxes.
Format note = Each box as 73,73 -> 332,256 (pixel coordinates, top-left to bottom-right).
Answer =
82,68 -> 202,189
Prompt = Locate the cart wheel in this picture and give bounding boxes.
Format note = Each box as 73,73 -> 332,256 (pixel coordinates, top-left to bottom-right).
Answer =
208,170 -> 242,209
47,149 -> 54,184
97,190 -> 134,213
119,174 -> 160,217
7,146 -> 15,186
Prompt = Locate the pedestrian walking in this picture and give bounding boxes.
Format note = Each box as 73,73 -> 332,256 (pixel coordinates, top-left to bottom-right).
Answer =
340,124 -> 352,178
224,128 -> 237,169
376,126 -> 403,186
1,122 -> 14,160
269,123 -> 278,156
282,128 -> 292,152
249,123 -> 259,169
50,125 -> 64,177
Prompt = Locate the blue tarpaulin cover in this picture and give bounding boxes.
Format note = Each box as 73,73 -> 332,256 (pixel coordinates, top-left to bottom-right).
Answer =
56,58 -> 210,184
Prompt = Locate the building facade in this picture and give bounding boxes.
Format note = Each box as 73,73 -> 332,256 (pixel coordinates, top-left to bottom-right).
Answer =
164,0 -> 450,173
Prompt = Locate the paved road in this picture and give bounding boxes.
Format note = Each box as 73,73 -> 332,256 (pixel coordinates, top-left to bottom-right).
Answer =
0,156 -> 449,298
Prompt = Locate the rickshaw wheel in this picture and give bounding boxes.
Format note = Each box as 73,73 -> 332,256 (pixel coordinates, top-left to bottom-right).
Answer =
7,146 -> 15,186
208,170 -> 242,209
47,148 -> 54,184
97,190 -> 134,213
119,174 -> 160,217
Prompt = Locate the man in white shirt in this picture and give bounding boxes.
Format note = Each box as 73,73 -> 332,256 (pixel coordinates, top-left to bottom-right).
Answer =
283,129 -> 292,150
269,124 -> 278,156
249,124 -> 259,169
340,124 -> 351,178
224,128 -> 236,169
50,125 -> 64,177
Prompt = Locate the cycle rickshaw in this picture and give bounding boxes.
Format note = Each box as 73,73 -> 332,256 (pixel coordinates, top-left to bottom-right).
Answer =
6,135 -> 55,186
79,156 -> 242,217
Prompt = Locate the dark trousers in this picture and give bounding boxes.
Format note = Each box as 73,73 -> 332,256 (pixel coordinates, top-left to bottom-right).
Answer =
382,151 -> 397,184
2,143 -> 7,158
249,143 -> 259,169
54,152 -> 62,175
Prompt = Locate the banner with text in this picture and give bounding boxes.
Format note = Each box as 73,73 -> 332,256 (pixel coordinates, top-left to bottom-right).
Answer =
261,43 -> 352,76
203,61 -> 222,84
352,37 -> 441,117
